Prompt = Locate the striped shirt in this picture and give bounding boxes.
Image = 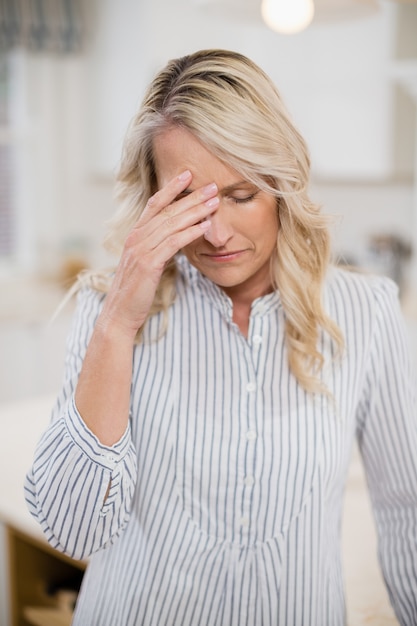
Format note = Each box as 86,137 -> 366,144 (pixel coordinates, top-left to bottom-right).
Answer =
25,255 -> 417,626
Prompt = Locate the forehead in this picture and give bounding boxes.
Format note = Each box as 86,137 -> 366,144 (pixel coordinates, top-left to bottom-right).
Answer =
152,126 -> 244,189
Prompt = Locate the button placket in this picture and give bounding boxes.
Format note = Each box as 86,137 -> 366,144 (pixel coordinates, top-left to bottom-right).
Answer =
100,453 -> 117,471
244,474 -> 255,487
241,366 -> 259,536
239,516 -> 250,528
236,329 -> 263,540
246,429 -> 257,441
248,316 -> 264,380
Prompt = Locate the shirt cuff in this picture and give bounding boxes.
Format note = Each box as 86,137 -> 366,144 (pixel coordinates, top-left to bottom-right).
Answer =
64,394 -> 132,471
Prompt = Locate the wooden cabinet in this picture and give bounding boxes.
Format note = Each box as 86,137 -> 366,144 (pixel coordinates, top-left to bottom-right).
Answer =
0,394 -> 85,626
6,525 -> 85,626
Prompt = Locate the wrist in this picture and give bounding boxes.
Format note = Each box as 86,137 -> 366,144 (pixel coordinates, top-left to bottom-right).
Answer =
94,311 -> 139,347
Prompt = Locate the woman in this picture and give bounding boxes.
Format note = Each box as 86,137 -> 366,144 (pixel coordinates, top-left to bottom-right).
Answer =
25,49 -> 417,625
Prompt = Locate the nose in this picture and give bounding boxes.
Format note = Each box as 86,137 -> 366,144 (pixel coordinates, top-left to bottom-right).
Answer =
203,203 -> 234,247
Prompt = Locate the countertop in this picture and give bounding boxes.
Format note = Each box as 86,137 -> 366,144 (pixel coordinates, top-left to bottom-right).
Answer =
0,394 -> 55,541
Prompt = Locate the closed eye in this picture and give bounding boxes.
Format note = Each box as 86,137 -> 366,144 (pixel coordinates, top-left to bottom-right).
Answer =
231,192 -> 258,204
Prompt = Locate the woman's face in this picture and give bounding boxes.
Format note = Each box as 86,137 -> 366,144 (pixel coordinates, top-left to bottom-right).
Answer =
153,126 -> 279,303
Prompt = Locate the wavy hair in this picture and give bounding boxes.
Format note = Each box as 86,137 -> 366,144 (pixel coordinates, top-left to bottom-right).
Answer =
86,49 -> 343,393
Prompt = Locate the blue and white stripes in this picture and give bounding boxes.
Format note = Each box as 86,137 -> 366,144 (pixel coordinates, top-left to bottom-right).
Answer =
25,256 -> 417,625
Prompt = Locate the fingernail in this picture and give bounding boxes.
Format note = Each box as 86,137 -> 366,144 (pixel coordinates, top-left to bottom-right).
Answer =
178,170 -> 191,181
205,196 -> 219,208
199,219 -> 211,230
202,182 -> 217,196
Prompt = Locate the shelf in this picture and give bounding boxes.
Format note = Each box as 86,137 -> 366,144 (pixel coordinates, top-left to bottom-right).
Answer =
6,525 -> 85,626
23,605 -> 73,626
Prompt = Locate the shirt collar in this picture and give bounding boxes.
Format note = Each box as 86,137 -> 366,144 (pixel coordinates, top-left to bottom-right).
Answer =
176,254 -> 282,320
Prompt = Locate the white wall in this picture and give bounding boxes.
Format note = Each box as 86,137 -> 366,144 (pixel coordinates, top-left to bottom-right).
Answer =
81,0 -> 415,278
9,0 -> 414,280
86,0 -> 402,180
1,0 -> 416,404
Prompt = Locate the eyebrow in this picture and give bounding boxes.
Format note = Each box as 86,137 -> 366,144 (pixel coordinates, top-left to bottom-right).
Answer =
178,180 -> 254,197
221,181 -> 255,193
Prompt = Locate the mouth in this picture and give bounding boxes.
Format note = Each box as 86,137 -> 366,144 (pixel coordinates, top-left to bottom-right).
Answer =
200,250 -> 247,262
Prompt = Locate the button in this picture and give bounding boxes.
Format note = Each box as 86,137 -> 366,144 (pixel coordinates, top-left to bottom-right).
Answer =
252,335 -> 262,345
246,382 -> 256,392
240,516 -> 250,527
244,475 -> 255,486
246,430 -> 257,441
101,454 -> 116,467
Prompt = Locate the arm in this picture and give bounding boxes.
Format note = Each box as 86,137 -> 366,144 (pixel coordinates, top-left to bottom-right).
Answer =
24,287 -> 138,560
74,170 -> 216,445
25,171 -> 218,559
356,278 -> 417,625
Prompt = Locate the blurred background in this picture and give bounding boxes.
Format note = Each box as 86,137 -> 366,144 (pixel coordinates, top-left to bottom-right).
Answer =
0,1 -> 416,624
0,0 -> 416,402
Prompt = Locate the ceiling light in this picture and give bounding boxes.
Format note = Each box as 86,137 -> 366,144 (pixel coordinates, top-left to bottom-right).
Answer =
261,0 -> 315,33
192,0 -> 380,27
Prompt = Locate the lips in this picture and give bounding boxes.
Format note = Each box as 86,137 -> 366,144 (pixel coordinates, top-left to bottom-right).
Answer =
201,250 -> 247,261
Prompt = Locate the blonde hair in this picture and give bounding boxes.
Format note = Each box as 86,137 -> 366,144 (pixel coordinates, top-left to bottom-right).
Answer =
87,49 -> 343,393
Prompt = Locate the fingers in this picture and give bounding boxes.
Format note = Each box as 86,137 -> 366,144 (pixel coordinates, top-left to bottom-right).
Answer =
142,170 -> 193,219
129,195 -> 216,261
142,170 -> 218,222
108,171 -> 217,332
133,171 -> 219,250
157,190 -> 218,240
161,218 -> 212,259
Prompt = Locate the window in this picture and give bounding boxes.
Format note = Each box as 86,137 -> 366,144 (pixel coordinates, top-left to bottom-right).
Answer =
0,1 -> 84,275
0,53 -> 15,264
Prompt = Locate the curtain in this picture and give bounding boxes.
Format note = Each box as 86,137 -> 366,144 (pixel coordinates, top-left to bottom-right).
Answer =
0,0 -> 83,53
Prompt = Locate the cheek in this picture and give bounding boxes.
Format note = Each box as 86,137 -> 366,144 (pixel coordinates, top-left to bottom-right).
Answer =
254,212 -> 279,251
182,240 -> 200,261
261,232 -> 278,259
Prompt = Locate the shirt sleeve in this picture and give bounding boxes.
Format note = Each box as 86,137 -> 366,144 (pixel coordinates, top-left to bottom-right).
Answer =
24,286 -> 138,561
356,277 -> 417,625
